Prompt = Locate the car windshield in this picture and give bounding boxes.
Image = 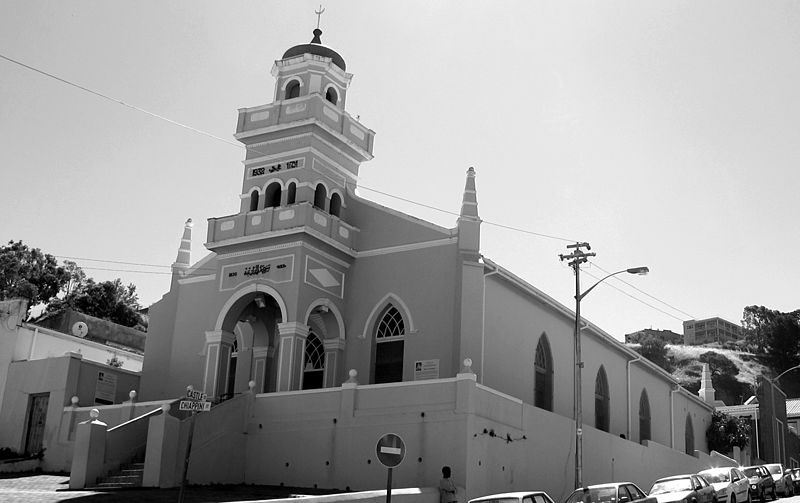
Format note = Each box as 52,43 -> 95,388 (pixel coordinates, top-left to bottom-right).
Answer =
650,479 -> 693,494
474,499 -> 519,503
701,472 -> 730,484
766,466 -> 782,475
743,468 -> 759,478
566,488 -> 618,503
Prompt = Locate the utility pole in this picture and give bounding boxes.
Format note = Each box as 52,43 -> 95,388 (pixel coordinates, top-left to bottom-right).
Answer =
560,242 -> 595,489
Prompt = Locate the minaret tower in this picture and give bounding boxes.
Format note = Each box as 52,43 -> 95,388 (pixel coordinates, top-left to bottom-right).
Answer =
206,24 -> 375,251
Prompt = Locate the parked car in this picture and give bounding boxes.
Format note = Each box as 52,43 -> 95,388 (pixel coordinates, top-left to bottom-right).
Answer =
698,467 -> 750,503
764,464 -> 793,497
786,469 -> 800,492
470,491 -> 556,503
564,482 -> 656,503
648,474 -> 717,503
742,465 -> 777,502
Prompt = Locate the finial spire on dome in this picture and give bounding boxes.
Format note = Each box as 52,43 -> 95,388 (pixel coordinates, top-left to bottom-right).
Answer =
312,5 -> 325,43
172,218 -> 193,271
460,167 -> 479,219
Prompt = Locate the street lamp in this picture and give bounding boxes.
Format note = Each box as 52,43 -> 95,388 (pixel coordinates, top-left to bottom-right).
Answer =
559,242 -> 648,489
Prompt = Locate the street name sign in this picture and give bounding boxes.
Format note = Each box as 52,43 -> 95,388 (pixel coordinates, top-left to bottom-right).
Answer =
179,400 -> 211,412
186,389 -> 207,401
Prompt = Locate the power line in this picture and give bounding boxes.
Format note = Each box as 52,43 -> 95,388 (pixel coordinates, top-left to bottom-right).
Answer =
582,268 -> 689,323
6,51 -> 692,325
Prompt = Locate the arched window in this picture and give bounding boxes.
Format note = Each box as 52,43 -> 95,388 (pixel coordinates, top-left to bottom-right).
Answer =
639,389 -> 651,443
285,79 -> 300,100
595,366 -> 610,432
685,415 -> 695,455
264,182 -> 281,208
313,183 -> 327,210
534,334 -> 553,411
325,87 -> 338,105
373,304 -> 404,384
286,182 -> 297,205
329,193 -> 342,217
249,190 -> 260,211
302,332 -> 324,390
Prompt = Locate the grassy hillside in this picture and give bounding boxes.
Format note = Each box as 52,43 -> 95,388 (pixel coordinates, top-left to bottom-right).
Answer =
629,344 -> 770,406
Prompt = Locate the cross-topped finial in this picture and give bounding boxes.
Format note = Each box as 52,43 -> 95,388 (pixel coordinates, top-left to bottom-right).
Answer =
315,5 -> 325,29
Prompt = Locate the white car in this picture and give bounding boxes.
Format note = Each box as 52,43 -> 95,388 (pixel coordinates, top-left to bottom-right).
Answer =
698,467 -> 751,503
764,464 -> 793,497
469,491 -> 555,503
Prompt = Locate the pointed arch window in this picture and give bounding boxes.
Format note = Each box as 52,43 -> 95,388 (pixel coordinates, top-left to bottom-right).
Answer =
249,190 -> 260,212
534,334 -> 553,411
595,366 -> 610,432
285,80 -> 301,100
639,389 -> 651,443
302,332 -> 324,390
329,193 -> 342,217
286,182 -> 297,205
373,304 -> 405,384
264,182 -> 281,208
314,183 -> 327,210
685,415 -> 695,455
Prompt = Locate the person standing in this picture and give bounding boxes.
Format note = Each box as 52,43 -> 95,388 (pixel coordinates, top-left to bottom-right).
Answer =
440,466 -> 458,503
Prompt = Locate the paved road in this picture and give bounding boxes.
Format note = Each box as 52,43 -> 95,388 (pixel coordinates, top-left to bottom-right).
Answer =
0,472 -> 337,503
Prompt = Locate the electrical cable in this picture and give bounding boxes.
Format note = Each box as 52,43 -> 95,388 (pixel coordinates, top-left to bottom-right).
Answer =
5,52 -> 694,323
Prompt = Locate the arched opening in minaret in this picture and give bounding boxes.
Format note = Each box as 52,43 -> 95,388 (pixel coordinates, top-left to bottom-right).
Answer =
264,182 -> 281,208
329,193 -> 342,217
325,87 -> 338,105
249,190 -> 260,211
285,80 -> 301,100
286,182 -> 297,205
218,291 -> 284,395
314,183 -> 327,210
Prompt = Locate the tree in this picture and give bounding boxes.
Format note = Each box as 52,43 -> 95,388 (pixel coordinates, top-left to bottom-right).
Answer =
706,411 -> 750,454
635,334 -> 671,372
0,241 -> 70,305
699,351 -> 738,378
742,305 -> 800,374
50,278 -> 144,329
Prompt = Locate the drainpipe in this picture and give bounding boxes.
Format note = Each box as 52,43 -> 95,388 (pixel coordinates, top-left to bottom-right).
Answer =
670,385 -> 681,449
481,261 -> 499,385
627,356 -> 642,440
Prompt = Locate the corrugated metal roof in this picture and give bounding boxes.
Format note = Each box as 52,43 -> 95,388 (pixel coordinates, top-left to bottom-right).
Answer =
787,398 -> 800,417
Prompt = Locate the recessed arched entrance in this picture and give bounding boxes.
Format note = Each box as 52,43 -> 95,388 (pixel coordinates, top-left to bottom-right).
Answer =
302,300 -> 345,389
204,286 -> 286,398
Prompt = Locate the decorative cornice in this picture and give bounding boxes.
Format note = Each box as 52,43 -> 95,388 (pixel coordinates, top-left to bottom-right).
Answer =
178,274 -> 216,285
206,226 -> 356,260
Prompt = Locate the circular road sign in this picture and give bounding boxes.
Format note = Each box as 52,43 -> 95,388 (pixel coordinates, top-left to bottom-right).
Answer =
376,433 -> 406,468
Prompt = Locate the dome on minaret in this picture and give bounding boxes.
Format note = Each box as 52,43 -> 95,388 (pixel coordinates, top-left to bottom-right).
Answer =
282,28 -> 346,71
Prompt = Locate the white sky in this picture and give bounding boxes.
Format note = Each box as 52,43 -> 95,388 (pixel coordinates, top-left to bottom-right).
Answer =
1,1 -> 798,341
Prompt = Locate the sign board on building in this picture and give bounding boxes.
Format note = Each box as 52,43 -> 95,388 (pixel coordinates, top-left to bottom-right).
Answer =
414,359 -> 440,381
94,371 -> 117,405
186,389 -> 207,401
220,255 -> 294,291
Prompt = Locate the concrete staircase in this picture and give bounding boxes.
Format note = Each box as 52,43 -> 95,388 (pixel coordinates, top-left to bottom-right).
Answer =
93,462 -> 145,489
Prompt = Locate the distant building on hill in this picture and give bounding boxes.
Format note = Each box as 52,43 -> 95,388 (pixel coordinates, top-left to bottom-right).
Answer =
683,317 -> 744,345
624,328 -> 683,344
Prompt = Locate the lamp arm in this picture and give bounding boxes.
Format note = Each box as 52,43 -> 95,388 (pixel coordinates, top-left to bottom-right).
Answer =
578,270 -> 627,301
774,364 -> 800,382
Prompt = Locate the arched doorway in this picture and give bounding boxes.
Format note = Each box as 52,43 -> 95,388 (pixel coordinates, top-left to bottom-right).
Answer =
207,289 -> 284,398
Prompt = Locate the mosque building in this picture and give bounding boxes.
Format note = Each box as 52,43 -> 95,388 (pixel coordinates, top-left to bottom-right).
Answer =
89,27 -> 720,497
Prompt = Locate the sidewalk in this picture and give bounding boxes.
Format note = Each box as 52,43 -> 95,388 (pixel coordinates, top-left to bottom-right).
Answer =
0,472 -> 342,503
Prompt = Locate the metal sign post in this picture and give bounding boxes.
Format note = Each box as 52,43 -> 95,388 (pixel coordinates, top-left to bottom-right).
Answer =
376,433 -> 406,503
178,386 -> 210,503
